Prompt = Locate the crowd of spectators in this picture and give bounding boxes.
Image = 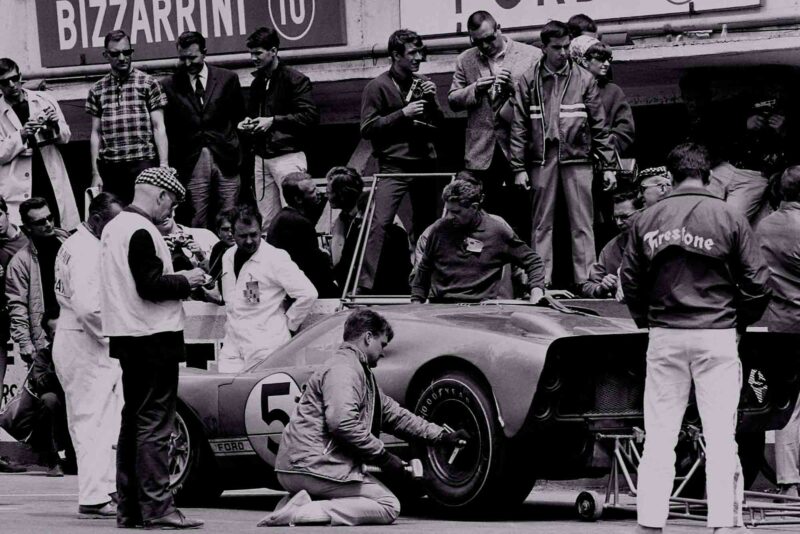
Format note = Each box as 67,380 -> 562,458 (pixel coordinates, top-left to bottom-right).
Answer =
0,7 -> 799,529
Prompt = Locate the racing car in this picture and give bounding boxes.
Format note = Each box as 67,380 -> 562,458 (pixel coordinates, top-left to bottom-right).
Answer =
170,299 -> 800,512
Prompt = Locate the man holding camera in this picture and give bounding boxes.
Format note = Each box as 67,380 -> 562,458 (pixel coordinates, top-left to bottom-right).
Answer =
266,309 -> 468,526
449,10 -> 541,234
359,29 -> 444,293
0,58 -> 79,231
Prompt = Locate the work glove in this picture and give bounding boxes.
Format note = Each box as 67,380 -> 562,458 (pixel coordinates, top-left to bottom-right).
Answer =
438,429 -> 471,448
375,450 -> 407,478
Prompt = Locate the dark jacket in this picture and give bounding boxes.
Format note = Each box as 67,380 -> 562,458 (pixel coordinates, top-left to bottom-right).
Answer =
509,59 -> 615,170
360,71 -> 444,163
275,343 -> 443,482
597,81 -> 635,156
581,231 -> 627,298
757,201 -> 800,333
247,61 -> 319,159
621,185 -> 770,329
162,65 -> 246,180
411,211 -> 545,302
267,206 -> 339,298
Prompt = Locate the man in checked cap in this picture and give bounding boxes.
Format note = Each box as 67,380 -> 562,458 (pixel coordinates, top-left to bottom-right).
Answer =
99,167 -> 206,529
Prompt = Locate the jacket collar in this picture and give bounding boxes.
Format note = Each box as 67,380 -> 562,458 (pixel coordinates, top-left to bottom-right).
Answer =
339,342 -> 369,367
779,200 -> 800,212
664,185 -> 719,200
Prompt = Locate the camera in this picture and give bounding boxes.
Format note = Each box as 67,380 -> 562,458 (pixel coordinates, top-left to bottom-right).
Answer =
32,116 -> 58,147
753,98 -> 778,117
405,78 -> 426,104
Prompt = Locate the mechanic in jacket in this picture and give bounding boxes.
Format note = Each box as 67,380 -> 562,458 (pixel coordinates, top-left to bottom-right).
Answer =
621,142 -> 770,534
266,309 -> 469,526
53,192 -> 124,518
218,204 -> 317,373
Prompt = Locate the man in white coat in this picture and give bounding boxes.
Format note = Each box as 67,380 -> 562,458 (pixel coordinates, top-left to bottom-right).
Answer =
53,192 -> 124,518
0,58 -> 79,230
219,205 -> 317,373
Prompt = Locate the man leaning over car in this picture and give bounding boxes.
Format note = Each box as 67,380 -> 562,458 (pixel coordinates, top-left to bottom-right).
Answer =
411,179 -> 545,303
262,309 -> 469,526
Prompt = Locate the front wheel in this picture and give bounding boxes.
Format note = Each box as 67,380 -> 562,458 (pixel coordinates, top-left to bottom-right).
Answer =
169,408 -> 223,506
413,371 -> 535,513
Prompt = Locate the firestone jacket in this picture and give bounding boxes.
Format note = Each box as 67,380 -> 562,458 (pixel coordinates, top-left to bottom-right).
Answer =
621,186 -> 770,329
508,59 -> 615,171
6,228 -> 70,355
275,343 -> 444,482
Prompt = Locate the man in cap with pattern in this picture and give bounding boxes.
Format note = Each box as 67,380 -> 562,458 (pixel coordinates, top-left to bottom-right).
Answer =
638,166 -> 673,208
100,167 -> 206,529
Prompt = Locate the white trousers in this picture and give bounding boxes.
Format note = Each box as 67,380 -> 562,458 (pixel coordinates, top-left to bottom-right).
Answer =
637,328 -> 744,528
53,329 -> 122,506
254,152 -> 307,232
776,392 -> 800,485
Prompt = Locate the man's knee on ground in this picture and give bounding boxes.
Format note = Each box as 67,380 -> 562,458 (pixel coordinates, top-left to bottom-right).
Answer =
378,492 -> 401,522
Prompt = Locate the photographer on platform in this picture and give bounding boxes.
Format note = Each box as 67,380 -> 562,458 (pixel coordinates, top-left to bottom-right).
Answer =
359,29 -> 444,293
0,58 -> 79,230
265,309 -> 469,527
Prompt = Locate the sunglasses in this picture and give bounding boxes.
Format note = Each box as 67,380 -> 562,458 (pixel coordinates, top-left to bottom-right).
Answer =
107,49 -> 135,58
0,74 -> 21,87
29,214 -> 54,226
472,32 -> 498,47
613,213 -> 634,222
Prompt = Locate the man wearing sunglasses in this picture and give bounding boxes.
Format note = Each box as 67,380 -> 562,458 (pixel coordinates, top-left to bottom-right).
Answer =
87,30 -> 169,205
0,58 -> 80,232
449,10 -> 541,236
638,167 -> 673,208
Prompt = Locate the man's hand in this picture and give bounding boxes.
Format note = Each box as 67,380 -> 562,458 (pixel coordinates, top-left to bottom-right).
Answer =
529,287 -> 545,304
545,288 -> 575,299
746,114 -> 766,131
494,68 -> 512,88
19,350 -> 33,365
419,80 -> 437,97
514,170 -> 530,190
475,76 -> 495,95
40,107 -> 59,124
177,267 -> 207,289
376,451 -> 407,478
438,428 -> 470,448
402,101 -> 426,118
250,116 -> 274,133
599,273 -> 619,293
20,121 -> 39,143
603,170 -> 617,192
91,171 -> 104,190
768,113 -> 786,133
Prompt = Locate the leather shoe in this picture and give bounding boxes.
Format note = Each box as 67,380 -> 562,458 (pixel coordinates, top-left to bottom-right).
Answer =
45,463 -> 64,477
79,501 -> 117,519
143,510 -> 204,530
0,456 -> 26,473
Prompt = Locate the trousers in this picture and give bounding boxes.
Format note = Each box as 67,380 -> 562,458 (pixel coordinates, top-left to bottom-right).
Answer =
53,328 -> 122,505
529,146 -> 595,285
98,158 -> 159,205
637,328 -> 744,528
277,471 -> 400,526
111,331 -> 184,523
254,152 -> 307,232
776,392 -> 800,485
708,162 -> 770,225
358,159 -> 437,292
186,147 -> 240,230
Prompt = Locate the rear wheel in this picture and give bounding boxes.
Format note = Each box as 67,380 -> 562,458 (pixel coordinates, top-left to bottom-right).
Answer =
169,408 -> 223,506
413,371 -> 535,514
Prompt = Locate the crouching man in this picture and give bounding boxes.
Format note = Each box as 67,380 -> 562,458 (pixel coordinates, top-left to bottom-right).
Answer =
263,309 -> 469,526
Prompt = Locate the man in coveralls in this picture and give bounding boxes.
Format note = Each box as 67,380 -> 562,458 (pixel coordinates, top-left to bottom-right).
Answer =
621,142 -> 770,533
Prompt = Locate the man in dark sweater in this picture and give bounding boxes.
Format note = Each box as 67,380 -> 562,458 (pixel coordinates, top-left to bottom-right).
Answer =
267,172 -> 338,298
411,180 -> 545,303
359,29 -> 444,293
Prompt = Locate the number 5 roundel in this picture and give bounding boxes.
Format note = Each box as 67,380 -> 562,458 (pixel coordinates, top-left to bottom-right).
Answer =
244,373 -> 302,465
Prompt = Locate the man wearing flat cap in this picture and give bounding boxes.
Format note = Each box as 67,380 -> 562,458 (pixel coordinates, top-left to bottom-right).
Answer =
638,167 -> 673,208
100,167 -> 207,530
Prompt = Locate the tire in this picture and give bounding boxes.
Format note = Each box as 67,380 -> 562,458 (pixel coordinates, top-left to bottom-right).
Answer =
413,371 -> 535,513
169,407 -> 222,506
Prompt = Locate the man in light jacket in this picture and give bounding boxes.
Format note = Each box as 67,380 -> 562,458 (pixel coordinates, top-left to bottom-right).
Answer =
265,309 -> 469,526
449,10 -> 541,233
53,192 -> 124,518
0,58 -> 79,230
218,204 -> 317,373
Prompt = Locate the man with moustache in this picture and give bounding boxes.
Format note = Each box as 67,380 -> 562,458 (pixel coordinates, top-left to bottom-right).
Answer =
162,31 -> 246,229
87,30 -> 169,204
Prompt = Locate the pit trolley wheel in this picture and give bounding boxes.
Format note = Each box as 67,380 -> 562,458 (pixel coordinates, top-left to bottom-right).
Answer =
576,490 -> 604,521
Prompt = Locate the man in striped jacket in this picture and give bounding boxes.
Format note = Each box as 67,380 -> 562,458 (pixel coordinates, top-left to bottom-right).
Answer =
509,20 -> 616,289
